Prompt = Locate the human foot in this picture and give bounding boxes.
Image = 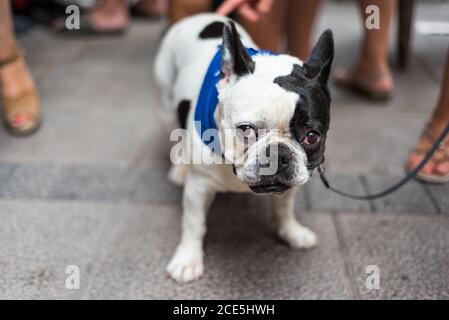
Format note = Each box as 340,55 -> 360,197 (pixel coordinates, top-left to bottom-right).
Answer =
87,0 -> 130,32
333,65 -> 394,101
407,119 -> 449,184
53,0 -> 129,33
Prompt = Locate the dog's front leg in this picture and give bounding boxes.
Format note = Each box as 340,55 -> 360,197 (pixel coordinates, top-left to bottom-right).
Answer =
167,171 -> 216,282
272,188 -> 317,249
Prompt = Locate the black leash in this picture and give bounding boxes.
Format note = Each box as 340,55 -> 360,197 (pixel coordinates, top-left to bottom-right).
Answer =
318,122 -> 449,201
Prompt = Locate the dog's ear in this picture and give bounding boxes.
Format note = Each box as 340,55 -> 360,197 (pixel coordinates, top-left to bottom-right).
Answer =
302,29 -> 334,85
221,21 -> 255,80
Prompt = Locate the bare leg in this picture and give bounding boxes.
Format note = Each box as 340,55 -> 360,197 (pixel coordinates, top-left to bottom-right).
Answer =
167,171 -> 216,282
272,188 -> 317,248
358,0 -> 395,87
134,0 -> 168,16
237,0 -> 287,52
0,1 -> 35,101
286,0 -> 322,61
0,0 -> 17,60
334,0 -> 396,98
407,50 -> 449,178
0,1 -> 40,135
169,0 -> 211,24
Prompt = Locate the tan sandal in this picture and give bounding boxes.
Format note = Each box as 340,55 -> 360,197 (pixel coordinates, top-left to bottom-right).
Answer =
406,130 -> 449,184
0,49 -> 41,136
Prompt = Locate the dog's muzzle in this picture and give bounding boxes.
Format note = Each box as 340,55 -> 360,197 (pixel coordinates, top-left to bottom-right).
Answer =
249,143 -> 297,194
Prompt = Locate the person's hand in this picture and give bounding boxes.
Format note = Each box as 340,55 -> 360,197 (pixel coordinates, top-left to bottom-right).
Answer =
216,0 -> 273,22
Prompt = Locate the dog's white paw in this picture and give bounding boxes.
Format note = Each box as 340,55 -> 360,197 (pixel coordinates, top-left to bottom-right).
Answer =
168,164 -> 188,186
278,223 -> 318,249
167,245 -> 204,283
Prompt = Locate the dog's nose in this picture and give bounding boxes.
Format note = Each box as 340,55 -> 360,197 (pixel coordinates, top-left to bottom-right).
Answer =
278,144 -> 292,171
266,143 -> 292,172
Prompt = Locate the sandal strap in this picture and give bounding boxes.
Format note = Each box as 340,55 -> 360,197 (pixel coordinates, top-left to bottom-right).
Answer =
410,126 -> 449,162
414,127 -> 449,165
431,148 -> 449,164
0,48 -> 25,69
423,128 -> 449,152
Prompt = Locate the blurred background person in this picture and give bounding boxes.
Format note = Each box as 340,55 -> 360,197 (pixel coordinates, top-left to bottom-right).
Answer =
0,0 -> 41,136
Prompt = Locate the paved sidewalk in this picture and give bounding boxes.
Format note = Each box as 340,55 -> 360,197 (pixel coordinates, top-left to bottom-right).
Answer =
0,1 -> 448,299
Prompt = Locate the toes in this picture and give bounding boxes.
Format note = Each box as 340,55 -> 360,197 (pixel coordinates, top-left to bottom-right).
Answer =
9,113 -> 33,130
167,262 -> 204,283
294,229 -> 318,249
421,162 -> 435,175
166,246 -> 204,283
407,153 -> 424,170
279,225 -> 318,249
434,162 -> 449,175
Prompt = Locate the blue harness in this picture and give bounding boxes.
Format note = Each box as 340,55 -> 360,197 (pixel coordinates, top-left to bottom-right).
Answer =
194,47 -> 275,155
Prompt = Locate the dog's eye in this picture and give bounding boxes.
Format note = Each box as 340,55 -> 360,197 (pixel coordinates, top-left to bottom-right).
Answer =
236,123 -> 256,139
303,131 -> 321,145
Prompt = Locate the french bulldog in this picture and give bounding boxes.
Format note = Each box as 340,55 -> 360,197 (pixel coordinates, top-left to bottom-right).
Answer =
154,13 -> 334,283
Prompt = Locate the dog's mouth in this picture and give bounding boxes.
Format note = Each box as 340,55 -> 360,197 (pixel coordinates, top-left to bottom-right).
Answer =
249,183 -> 291,194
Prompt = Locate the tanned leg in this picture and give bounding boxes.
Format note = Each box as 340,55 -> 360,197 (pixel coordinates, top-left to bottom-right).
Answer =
407,50 -> 449,178
134,0 -> 168,17
0,1 -> 35,100
357,0 -> 396,90
169,0 -> 211,24
286,0 -> 322,61
237,0 -> 287,52
335,0 -> 396,96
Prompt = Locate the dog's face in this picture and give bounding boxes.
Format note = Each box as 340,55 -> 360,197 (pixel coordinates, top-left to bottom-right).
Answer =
217,22 -> 334,194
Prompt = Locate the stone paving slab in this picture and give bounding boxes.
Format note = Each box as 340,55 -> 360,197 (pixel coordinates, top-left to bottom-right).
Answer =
364,174 -> 438,214
2,161 -> 445,215
0,200 -> 352,300
0,162 -> 181,205
84,205 -> 352,299
0,200 -> 124,299
336,212 -> 449,299
425,183 -> 449,215
0,23 -> 171,168
3,199 -> 448,299
306,174 -> 372,213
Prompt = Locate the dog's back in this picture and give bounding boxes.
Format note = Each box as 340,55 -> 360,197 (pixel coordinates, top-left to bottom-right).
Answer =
154,14 -> 255,115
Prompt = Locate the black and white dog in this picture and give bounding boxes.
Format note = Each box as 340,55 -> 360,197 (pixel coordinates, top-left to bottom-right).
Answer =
154,14 -> 334,282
